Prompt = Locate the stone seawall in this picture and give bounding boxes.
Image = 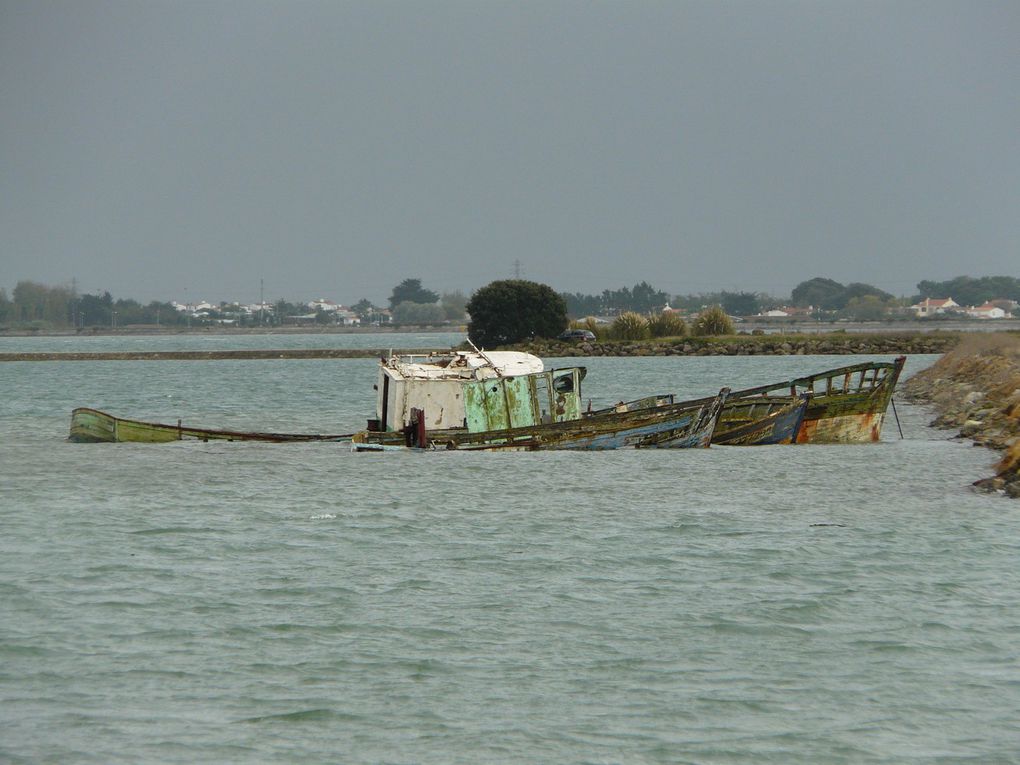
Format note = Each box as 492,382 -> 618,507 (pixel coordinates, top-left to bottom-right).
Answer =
516,332 -> 959,358
2,333 -> 960,362
901,334 -> 1020,497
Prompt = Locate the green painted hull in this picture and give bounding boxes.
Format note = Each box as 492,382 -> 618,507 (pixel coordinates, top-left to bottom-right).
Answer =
68,407 -> 350,443
352,390 -> 729,451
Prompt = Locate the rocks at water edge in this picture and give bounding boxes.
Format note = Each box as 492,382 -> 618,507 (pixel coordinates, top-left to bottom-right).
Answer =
901,335 -> 1020,497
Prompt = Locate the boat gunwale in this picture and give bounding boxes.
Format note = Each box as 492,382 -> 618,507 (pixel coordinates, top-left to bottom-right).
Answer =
69,407 -> 352,442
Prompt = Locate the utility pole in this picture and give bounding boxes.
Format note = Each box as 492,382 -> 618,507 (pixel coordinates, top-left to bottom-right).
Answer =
513,259 -> 523,279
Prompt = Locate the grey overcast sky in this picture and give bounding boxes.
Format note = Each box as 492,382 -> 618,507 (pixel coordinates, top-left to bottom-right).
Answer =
1,1 -> 1017,305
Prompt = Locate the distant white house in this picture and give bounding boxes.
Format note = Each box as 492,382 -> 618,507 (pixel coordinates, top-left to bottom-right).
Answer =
759,306 -> 814,318
335,308 -> 360,326
910,297 -> 959,317
308,298 -> 340,312
966,302 -> 1008,319
304,299 -> 361,325
171,300 -> 214,314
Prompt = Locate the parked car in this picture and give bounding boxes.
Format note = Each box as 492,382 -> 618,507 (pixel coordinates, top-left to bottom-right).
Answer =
558,329 -> 596,342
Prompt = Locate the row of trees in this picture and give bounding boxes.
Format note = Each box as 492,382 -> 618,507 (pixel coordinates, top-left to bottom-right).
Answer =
381,279 -> 468,325
562,280 -> 894,319
789,278 -> 895,311
464,281 -> 741,347
0,283 -> 187,328
561,281 -> 673,317
5,273 -> 1018,332
916,276 -> 1020,306
563,276 -> 1020,320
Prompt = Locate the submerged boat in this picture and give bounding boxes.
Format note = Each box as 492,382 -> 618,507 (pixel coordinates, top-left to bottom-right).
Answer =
353,351 -> 729,451
724,356 -> 906,444
712,395 -> 809,445
68,407 -> 350,443
67,349 -> 904,449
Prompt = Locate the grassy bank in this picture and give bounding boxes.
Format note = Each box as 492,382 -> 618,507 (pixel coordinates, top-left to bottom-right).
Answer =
902,333 -> 1020,497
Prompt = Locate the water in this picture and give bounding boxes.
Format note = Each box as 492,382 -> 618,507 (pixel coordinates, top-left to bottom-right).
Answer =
0,330 -> 466,355
2,338 -> 1018,764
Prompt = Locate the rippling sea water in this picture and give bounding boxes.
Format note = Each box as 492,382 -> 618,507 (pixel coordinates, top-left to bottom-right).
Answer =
2,335 -> 1018,763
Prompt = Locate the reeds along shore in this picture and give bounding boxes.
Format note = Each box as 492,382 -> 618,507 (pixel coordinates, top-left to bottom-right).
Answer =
901,333 -> 1020,497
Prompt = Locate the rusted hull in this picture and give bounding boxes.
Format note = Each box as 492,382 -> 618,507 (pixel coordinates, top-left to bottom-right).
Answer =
796,410 -> 885,444
69,407 -> 349,443
713,396 -> 808,446
727,356 -> 905,445
352,390 -> 729,451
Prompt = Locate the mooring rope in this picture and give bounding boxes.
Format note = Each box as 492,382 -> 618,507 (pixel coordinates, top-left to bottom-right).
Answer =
890,397 -> 904,439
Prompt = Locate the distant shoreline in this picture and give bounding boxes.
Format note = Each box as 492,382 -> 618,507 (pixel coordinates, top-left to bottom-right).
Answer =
1,318 -> 1019,339
1,330 -> 969,362
0,325 -> 462,338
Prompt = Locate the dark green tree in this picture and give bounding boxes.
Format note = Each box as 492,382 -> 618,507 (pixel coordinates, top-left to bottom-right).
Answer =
12,281 -> 74,325
466,279 -> 568,347
561,291 -> 604,318
790,278 -> 846,310
842,295 -> 892,321
629,281 -> 671,313
440,290 -> 468,321
388,278 -> 439,310
843,282 -> 893,303
916,276 -> 1020,305
78,291 -> 114,327
393,300 -> 447,325
351,298 -> 375,318
720,291 -> 760,316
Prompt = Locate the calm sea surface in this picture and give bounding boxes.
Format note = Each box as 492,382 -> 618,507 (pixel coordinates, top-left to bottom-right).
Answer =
2,334 -> 1018,764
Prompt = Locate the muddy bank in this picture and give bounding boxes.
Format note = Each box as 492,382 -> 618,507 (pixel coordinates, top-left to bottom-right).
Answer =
516,332 -> 959,358
901,334 -> 1020,497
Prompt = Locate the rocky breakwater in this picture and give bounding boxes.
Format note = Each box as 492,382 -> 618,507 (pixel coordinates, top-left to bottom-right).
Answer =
901,334 -> 1020,497
516,332 -> 957,358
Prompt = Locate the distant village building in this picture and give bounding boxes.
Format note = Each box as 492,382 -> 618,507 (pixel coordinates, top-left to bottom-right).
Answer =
966,302 -> 1008,320
308,298 -> 340,312
305,299 -> 361,325
910,297 -> 959,317
759,306 -> 814,318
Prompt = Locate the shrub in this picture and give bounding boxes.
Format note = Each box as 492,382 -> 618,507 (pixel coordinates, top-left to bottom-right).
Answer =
466,279 -> 568,347
610,311 -> 651,341
648,311 -> 686,338
691,305 -> 735,337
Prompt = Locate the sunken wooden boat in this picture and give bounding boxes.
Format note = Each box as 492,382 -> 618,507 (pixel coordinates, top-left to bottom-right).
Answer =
69,407 -> 351,443
712,395 -> 809,445
352,351 -> 729,450
725,356 -> 906,444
